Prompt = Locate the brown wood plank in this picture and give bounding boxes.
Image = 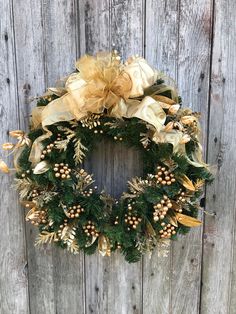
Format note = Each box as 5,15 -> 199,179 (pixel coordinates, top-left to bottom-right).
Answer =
201,0 -> 236,312
0,0 -> 29,313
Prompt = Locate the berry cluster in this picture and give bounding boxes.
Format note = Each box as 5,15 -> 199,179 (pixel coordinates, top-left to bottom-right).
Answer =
153,195 -> 173,222
41,134 -> 62,160
66,204 -> 85,218
155,166 -> 176,186
159,222 -> 176,238
124,213 -> 142,230
53,163 -> 72,179
83,221 -> 99,237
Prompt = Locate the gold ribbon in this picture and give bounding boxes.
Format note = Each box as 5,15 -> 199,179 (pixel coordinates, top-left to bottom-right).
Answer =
28,53 -> 169,164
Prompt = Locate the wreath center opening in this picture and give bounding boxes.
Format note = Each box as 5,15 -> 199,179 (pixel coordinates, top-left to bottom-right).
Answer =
84,139 -> 143,199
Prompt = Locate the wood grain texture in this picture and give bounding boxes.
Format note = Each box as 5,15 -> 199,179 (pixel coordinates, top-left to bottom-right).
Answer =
171,1 -> 213,313
80,1 -> 144,312
1,0 -> 236,313
201,0 -> 236,313
11,1 -> 56,313
0,0 -> 29,313
143,1 -> 178,313
42,1 -> 85,313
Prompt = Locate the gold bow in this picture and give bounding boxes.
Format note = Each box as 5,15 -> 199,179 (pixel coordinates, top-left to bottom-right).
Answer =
28,52 -> 167,165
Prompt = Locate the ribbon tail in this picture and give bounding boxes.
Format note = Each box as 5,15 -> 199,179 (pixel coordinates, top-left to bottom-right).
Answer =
125,96 -> 166,132
28,128 -> 52,166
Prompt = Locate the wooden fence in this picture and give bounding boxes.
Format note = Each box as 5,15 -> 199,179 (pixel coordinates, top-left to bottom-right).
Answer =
0,0 -> 235,313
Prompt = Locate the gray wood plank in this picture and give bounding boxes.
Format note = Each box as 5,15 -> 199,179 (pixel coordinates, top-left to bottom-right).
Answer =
79,0 -> 144,313
0,0 -> 29,313
79,0 -> 111,54
201,0 -> 236,313
109,2 -> 144,311
12,0 -> 56,312
171,1 -> 213,313
143,1 -> 179,313
42,1 -> 85,313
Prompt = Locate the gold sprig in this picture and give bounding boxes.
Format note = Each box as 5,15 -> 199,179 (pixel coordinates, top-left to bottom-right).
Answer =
13,177 -> 35,200
75,169 -> 94,191
35,231 -> 58,245
73,139 -> 88,164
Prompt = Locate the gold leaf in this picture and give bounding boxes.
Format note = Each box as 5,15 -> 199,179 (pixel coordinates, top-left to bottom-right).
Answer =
86,235 -> 98,247
168,215 -> 179,227
179,134 -> 191,144
164,121 -> 174,132
98,235 -> 111,257
152,95 -> 176,106
168,104 -> 180,115
146,221 -> 156,236
171,201 -> 182,212
33,161 -> 50,174
9,130 -> 24,138
0,159 -> 10,173
35,231 -> 58,245
180,115 -> 196,125
177,174 -> 196,191
175,213 -> 202,227
2,143 -> 15,150
194,179 -> 205,190
25,207 -> 37,221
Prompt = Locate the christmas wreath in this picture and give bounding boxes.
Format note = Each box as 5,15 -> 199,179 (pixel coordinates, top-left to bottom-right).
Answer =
0,51 -> 212,262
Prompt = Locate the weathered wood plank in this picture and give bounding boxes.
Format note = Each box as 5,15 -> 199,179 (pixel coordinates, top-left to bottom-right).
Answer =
143,1 -> 178,313
79,1 -> 111,313
42,1 -> 85,313
171,1 -> 213,313
201,0 -> 236,313
80,0 -> 144,313
110,0 -> 144,59
12,1 -> 56,313
0,0 -> 29,313
79,0 -> 110,54
108,3 -> 144,312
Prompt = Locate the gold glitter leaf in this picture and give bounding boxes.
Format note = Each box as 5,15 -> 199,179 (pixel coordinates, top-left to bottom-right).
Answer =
9,130 -> 25,138
175,213 -> 201,227
177,174 -> 196,191
98,235 -> 111,256
168,216 -> 179,227
0,159 -> 10,173
33,161 -> 50,174
2,143 -> 15,150
146,221 -> 156,236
